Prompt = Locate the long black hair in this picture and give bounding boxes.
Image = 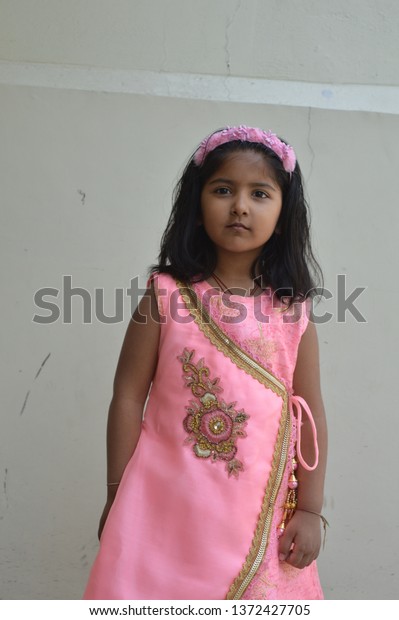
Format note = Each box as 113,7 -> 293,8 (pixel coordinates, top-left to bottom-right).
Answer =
152,137 -> 322,305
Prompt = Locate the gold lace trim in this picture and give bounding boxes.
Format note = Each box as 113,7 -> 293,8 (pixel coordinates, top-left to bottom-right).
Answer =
176,281 -> 290,600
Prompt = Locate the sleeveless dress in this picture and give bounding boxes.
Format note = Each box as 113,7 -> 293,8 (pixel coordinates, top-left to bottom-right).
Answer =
83,273 -> 323,600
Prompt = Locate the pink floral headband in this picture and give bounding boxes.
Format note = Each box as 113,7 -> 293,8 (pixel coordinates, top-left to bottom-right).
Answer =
193,125 -> 296,173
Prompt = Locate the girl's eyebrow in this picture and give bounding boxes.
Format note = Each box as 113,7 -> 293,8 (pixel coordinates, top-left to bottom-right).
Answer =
208,177 -> 278,191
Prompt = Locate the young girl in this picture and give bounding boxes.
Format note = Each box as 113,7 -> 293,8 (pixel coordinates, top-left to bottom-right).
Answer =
83,125 -> 328,600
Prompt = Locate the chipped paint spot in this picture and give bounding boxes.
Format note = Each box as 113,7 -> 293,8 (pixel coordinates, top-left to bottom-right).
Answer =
78,189 -> 86,205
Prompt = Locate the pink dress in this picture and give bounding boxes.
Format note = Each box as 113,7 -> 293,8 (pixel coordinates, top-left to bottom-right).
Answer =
83,273 -> 323,600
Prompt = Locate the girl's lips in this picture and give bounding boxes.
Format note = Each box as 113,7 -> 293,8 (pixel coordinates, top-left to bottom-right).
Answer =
227,223 -> 249,230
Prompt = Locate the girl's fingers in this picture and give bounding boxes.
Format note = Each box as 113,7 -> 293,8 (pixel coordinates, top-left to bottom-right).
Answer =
287,548 -> 317,569
286,546 -> 304,568
278,532 -> 295,562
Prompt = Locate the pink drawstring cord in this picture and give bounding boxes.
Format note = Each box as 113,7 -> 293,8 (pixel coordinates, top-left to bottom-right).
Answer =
289,395 -> 319,471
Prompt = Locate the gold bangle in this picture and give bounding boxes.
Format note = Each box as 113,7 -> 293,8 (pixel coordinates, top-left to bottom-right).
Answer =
296,509 -> 329,548
106,481 -> 120,486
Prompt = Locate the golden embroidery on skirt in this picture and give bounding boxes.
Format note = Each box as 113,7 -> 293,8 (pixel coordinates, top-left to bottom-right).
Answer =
178,348 -> 249,478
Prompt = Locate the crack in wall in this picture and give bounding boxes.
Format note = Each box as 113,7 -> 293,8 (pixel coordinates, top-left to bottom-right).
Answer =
19,353 -> 51,415
223,0 -> 242,99
19,390 -> 31,416
4,468 -> 8,501
34,352 -> 51,380
306,107 -> 315,183
224,0 -> 242,73
160,12 -> 168,74
2,468 -> 9,516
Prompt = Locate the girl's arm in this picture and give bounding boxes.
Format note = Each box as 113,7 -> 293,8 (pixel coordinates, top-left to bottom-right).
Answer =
278,317 -> 328,568
98,282 -> 161,538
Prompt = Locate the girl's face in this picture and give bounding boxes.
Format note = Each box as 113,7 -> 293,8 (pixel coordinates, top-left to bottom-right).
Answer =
200,150 -> 283,265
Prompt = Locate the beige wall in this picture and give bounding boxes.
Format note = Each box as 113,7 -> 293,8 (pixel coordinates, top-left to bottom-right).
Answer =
1,0 -> 398,600
1,0 -> 399,85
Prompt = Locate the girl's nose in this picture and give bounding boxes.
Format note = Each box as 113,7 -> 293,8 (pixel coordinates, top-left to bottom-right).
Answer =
230,193 -> 248,215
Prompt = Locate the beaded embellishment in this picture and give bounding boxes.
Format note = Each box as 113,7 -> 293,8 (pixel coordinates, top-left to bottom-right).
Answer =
277,456 -> 298,536
178,348 -> 249,478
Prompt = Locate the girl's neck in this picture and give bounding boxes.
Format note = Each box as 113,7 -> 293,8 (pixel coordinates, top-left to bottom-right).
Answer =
211,272 -> 260,297
211,255 -> 261,295
213,255 -> 260,286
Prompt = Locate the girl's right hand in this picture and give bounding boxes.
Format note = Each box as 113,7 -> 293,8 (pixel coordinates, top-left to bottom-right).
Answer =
97,279 -> 161,542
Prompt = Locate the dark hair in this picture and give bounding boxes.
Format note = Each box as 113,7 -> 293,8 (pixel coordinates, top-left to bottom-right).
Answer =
151,138 -> 322,305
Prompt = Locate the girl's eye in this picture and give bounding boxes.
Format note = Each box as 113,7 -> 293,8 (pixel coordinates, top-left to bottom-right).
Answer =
214,187 -> 231,195
253,190 -> 268,199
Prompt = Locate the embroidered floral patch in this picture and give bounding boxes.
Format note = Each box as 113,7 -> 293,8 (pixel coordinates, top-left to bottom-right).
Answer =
178,348 -> 249,478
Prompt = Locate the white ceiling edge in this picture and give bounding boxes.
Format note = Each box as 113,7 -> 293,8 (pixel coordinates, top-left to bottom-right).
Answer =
1,60 -> 398,115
